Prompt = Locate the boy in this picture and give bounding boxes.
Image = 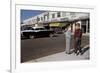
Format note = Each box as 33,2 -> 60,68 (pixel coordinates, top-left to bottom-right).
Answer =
74,23 -> 82,55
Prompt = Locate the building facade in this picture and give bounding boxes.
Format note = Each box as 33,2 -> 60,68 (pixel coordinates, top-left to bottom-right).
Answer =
22,11 -> 90,34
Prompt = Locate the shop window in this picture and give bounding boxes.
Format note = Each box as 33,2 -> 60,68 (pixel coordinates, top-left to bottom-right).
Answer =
41,17 -> 43,21
57,12 -> 61,17
62,12 -> 66,17
52,14 -> 55,18
37,17 -> 40,21
88,20 -> 90,33
82,25 -> 86,33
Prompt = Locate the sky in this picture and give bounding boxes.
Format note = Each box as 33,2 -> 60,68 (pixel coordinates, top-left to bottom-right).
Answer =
21,10 -> 45,23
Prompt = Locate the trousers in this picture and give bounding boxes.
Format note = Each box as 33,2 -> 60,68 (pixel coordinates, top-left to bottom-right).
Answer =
74,37 -> 82,53
65,37 -> 71,53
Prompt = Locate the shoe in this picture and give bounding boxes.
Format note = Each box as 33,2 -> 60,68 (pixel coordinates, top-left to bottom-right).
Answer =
74,52 -> 78,56
75,53 -> 78,56
66,52 -> 70,54
80,52 -> 83,55
66,52 -> 71,55
76,53 -> 79,55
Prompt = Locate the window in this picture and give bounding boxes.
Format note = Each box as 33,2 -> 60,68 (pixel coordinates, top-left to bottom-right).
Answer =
41,17 -> 43,21
38,18 -> 40,21
44,15 -> 46,21
44,13 -> 49,21
70,12 -> 75,16
88,20 -> 90,32
35,28 -> 45,30
24,27 -> 33,30
40,28 -> 45,30
37,17 -> 40,21
57,12 -> 61,17
62,12 -> 66,17
52,14 -> 55,18
44,15 -> 48,21
70,12 -> 76,18
47,12 -> 49,19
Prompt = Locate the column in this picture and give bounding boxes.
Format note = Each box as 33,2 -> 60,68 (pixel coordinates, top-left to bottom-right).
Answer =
72,23 -> 75,33
86,20 -> 88,34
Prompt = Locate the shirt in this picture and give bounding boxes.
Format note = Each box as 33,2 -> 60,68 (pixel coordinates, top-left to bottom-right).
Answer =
65,30 -> 71,39
74,29 -> 82,38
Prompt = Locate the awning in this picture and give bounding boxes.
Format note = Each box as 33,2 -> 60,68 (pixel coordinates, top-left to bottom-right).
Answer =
49,23 -> 66,27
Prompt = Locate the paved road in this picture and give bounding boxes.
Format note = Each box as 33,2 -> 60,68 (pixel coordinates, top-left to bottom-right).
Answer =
21,34 -> 89,63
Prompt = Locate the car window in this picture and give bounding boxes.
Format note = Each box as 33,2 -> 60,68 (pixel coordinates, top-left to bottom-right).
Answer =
28,27 -> 34,30
21,26 -> 27,31
21,26 -> 34,30
25,27 -> 34,30
34,28 -> 45,30
35,28 -> 40,30
40,28 -> 45,30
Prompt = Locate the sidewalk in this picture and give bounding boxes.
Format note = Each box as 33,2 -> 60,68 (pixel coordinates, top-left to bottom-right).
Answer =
26,45 -> 89,63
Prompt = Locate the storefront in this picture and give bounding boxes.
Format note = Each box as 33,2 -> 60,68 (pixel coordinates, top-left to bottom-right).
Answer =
49,22 -> 67,33
81,19 -> 89,33
69,19 -> 89,34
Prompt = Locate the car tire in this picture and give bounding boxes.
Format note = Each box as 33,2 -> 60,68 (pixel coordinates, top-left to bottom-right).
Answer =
29,35 -> 35,39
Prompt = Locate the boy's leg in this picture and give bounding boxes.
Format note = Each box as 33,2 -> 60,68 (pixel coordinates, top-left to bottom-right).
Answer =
74,38 -> 78,55
78,39 -> 82,54
76,38 -> 81,55
74,39 -> 77,53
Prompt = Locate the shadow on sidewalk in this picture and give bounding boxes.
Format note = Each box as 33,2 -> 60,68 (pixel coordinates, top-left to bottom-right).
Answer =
69,45 -> 89,55
81,45 -> 89,55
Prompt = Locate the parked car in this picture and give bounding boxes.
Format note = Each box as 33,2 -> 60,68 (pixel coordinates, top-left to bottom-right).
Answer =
21,26 -> 54,39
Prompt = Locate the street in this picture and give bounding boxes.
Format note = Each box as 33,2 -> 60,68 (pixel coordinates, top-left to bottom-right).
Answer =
21,34 -> 89,63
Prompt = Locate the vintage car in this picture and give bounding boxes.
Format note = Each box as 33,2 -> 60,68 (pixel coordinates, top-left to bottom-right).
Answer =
21,26 -> 54,39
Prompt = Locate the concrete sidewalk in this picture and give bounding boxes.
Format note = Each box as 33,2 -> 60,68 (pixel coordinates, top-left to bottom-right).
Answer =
26,46 -> 89,63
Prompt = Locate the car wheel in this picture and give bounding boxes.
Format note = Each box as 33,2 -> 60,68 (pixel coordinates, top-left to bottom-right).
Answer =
29,35 -> 34,39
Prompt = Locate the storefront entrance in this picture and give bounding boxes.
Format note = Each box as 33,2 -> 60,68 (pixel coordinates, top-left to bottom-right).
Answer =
82,25 -> 86,33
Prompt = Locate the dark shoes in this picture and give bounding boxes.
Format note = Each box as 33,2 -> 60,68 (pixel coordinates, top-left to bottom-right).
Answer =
75,51 -> 83,56
75,52 -> 79,55
65,51 -> 83,55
